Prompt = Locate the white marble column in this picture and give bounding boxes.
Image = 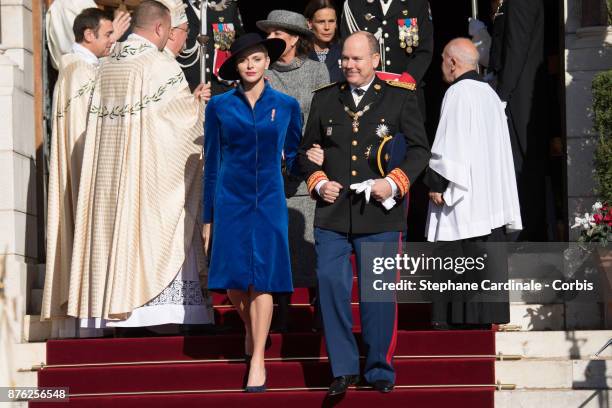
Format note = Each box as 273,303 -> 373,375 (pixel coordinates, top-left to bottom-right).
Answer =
0,0 -> 39,341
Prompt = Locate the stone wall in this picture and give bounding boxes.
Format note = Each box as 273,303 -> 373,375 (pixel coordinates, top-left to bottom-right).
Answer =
565,0 -> 612,239
0,0 -> 39,339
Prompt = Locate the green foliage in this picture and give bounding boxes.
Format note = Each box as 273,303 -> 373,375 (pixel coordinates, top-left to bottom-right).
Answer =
593,70 -> 612,205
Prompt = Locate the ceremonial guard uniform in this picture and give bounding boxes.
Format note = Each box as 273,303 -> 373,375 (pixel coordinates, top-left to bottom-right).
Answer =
340,0 -> 433,112
340,0 -> 434,243
180,0 -> 244,93
299,76 -> 429,385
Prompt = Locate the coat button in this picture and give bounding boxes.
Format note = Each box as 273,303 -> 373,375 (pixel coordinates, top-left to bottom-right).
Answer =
386,60 -> 391,66
382,20 -> 387,25
352,140 -> 358,146
384,33 -> 389,38
351,170 -> 358,176
352,155 -> 357,161
386,47 -> 390,52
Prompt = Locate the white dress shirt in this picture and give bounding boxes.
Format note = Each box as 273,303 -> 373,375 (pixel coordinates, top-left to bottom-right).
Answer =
380,0 -> 393,16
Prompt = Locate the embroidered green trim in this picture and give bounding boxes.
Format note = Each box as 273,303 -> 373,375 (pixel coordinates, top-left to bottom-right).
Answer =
90,72 -> 184,119
110,42 -> 154,61
56,78 -> 95,118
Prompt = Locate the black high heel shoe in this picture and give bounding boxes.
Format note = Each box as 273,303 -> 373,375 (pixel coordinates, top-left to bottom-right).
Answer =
245,370 -> 267,393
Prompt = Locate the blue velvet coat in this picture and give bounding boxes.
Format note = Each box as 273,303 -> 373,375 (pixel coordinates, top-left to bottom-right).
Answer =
202,82 -> 302,293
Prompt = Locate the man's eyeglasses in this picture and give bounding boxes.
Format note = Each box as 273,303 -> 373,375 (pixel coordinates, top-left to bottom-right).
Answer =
172,26 -> 189,34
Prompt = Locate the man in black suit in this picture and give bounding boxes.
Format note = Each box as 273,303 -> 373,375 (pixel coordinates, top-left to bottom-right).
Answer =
300,31 -> 429,395
489,0 -> 547,240
179,0 -> 245,93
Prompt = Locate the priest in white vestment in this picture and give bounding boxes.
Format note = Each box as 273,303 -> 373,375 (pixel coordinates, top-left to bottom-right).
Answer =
41,9 -> 116,338
425,38 -> 522,242
68,1 -> 213,329
46,0 -> 131,70
424,38 -> 521,328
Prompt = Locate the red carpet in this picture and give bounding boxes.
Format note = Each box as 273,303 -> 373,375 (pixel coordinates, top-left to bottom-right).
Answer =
34,278 -> 497,407
32,387 -> 495,408
46,330 -> 494,364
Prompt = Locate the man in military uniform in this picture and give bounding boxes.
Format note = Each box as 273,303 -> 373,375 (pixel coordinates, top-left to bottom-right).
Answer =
299,31 -> 429,395
340,0 -> 433,115
179,0 -> 244,93
340,0 -> 433,244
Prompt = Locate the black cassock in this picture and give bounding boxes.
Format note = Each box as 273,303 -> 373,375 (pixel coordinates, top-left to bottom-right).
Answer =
428,227 -> 511,326
180,0 -> 245,94
489,0 -> 548,241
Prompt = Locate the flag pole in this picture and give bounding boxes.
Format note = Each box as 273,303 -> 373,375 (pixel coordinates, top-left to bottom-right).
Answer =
197,1 -> 209,84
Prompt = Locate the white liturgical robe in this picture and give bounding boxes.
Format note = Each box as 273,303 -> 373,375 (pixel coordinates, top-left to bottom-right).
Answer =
426,76 -> 522,242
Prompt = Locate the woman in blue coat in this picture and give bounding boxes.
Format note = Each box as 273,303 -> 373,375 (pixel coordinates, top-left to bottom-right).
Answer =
202,33 -> 302,392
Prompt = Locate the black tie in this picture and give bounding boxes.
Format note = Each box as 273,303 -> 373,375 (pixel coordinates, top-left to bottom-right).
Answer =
354,88 -> 366,97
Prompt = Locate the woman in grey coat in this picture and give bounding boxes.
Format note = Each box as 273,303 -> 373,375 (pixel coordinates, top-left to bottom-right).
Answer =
257,10 -> 330,331
257,10 -> 330,126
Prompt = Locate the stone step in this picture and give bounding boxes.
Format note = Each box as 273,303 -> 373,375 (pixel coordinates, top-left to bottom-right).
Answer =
496,358 -> 612,389
495,389 -> 612,408
507,303 -> 605,331
22,315 -> 51,343
6,342 -> 46,389
496,330 -> 612,358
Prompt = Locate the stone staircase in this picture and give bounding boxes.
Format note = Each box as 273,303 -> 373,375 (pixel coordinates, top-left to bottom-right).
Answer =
17,263 -> 612,406
13,329 -> 612,407
494,330 -> 612,406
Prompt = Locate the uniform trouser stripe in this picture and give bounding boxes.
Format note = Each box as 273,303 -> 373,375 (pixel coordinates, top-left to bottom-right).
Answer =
315,228 -> 400,384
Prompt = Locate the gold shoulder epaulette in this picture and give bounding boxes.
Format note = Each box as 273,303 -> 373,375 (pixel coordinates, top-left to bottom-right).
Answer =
385,80 -> 416,91
313,82 -> 338,93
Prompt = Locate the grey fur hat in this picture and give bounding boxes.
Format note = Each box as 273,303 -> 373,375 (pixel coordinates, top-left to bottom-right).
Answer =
256,9 -> 314,38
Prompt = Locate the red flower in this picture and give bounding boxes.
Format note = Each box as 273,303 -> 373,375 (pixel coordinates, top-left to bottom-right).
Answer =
594,214 -> 603,224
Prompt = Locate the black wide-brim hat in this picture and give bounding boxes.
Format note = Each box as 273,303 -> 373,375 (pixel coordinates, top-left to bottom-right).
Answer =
218,33 -> 286,81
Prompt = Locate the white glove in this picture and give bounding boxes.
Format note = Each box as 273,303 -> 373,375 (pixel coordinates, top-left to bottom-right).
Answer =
468,18 -> 486,37
350,179 -> 375,202
350,180 -> 396,210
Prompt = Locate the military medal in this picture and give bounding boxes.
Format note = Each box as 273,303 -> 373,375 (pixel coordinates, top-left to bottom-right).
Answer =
397,18 -> 419,55
212,23 -> 235,51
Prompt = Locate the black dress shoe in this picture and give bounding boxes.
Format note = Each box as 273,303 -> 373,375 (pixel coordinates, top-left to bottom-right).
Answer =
372,380 -> 394,393
327,375 -> 360,396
